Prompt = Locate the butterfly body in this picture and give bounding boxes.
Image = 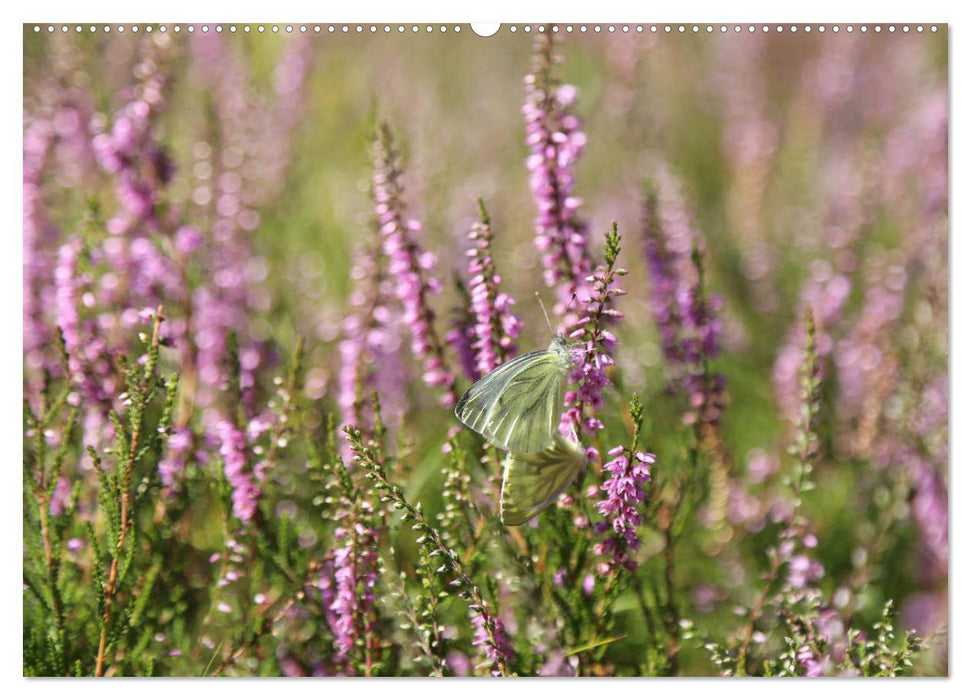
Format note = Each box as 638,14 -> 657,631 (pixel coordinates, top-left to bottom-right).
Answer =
453,334 -> 572,453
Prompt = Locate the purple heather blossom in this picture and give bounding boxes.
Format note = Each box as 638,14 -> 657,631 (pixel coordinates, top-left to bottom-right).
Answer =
903,591 -> 947,638
54,236 -> 83,358
446,652 -> 471,676
372,126 -> 456,406
315,560 -> 340,636
44,41 -> 194,463
174,225 -> 203,256
879,86 -> 947,254
337,238 -> 408,435
787,554 -> 825,590
184,34 -> 277,419
791,608 -> 849,677
726,482 -> 763,530
914,374 -> 948,451
834,256 -> 907,451
643,167 -> 714,359
747,448 -> 778,484
563,333 -> 615,437
216,419 -> 261,524
813,609 -> 850,666
714,35 -> 778,174
23,112 -> 59,393
329,518 -> 379,667
776,525 -> 826,606
189,34 -> 315,207
773,261 -> 852,425
538,651 -> 576,677
470,609 -> 514,675
260,37 -> 315,199
643,164 -> 725,426
910,458 -> 948,572
523,33 -> 595,325
454,214 -> 523,379
91,55 -> 168,236
443,312 -> 479,383
796,645 -> 825,677
207,535 -> 252,636
876,443 -> 948,579
54,236 -> 117,455
800,32 -> 862,123
158,428 -> 193,498
712,34 -> 780,313
561,236 -> 627,439
594,445 -> 654,572
48,476 -> 72,516
278,655 -> 305,677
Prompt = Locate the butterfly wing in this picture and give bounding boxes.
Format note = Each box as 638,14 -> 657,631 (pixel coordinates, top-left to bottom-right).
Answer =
500,434 -> 587,526
454,347 -> 570,453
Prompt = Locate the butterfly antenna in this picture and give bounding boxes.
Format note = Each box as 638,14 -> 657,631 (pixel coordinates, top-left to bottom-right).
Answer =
535,292 -> 556,335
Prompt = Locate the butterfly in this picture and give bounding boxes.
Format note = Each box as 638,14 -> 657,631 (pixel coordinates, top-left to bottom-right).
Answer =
500,432 -> 587,526
453,333 -> 573,453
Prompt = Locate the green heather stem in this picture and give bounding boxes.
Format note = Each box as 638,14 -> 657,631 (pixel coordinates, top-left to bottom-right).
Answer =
690,244 -> 732,548
736,309 -> 821,675
94,306 -> 165,677
26,390 -> 78,675
346,426 -> 508,677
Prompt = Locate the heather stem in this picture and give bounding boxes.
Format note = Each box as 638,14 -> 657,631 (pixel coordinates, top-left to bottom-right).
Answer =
95,305 -> 165,677
26,383 -> 77,674
348,426 -> 508,676
691,245 -> 732,546
736,309 -> 822,674
662,523 -> 681,674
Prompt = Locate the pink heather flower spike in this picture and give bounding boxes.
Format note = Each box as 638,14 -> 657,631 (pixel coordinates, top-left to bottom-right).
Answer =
642,164 -> 725,428
187,33 -> 277,420
449,199 -> 522,380
215,419 -> 261,524
372,122 -> 457,407
523,31 -> 595,331
337,232 -> 408,435
561,224 -> 626,442
595,394 -> 655,574
469,606 -> 514,676
444,303 -> 479,383
326,510 -> 379,672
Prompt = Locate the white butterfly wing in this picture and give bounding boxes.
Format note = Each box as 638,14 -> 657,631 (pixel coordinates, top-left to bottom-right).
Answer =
500,434 -> 587,526
453,338 -> 571,453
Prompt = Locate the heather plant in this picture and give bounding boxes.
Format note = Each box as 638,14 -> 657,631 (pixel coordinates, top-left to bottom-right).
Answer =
22,24 -> 946,677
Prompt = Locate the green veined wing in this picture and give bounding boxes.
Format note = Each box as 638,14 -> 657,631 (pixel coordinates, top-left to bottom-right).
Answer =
453,335 -> 572,453
500,433 -> 587,526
